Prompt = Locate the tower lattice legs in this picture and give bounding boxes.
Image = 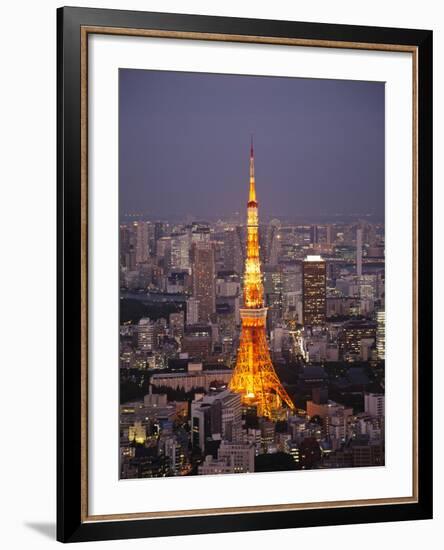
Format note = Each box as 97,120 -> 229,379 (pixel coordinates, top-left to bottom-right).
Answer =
229,315 -> 294,419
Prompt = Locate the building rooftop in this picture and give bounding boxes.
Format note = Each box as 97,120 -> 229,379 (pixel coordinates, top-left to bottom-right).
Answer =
151,368 -> 231,379
305,255 -> 324,262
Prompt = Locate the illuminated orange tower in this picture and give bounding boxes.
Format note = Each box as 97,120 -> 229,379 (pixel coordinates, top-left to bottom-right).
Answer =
229,138 -> 294,418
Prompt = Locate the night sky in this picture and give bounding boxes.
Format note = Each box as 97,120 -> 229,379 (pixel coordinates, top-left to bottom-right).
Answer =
119,69 -> 385,221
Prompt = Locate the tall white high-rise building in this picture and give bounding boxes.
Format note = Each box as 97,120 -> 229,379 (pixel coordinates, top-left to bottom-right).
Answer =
219,391 -> 243,443
376,310 -> 385,360
191,390 -> 243,450
356,227 -> 363,277
171,233 -> 190,271
365,393 -> 385,417
217,441 -> 255,473
138,317 -> 154,351
134,221 -> 150,264
186,297 -> 199,325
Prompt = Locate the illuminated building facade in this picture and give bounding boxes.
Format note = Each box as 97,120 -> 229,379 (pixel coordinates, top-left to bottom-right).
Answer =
171,232 -> 190,271
376,310 -> 385,360
229,140 -> 294,418
137,317 -> 154,351
181,324 -> 212,359
338,319 -> 376,358
118,71 -> 386,479
302,255 -> 327,326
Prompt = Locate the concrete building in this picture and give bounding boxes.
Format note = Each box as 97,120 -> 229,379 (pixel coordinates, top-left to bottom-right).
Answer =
198,441 -> 255,475
186,297 -> 199,325
159,435 -> 185,475
376,310 -> 385,360
365,393 -> 385,417
134,221 -> 150,264
138,318 -> 154,352
151,367 -> 232,393
356,227 -> 363,277
198,455 -> 234,475
171,233 -> 190,271
169,311 -> 185,338
191,389 -> 242,450
338,319 -> 376,360
218,441 -> 255,473
181,324 -> 212,359
306,399 -> 353,442
191,242 -> 216,323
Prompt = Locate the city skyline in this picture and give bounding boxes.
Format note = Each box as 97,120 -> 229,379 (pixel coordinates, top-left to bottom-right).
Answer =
119,69 -> 385,220
119,70 -> 385,479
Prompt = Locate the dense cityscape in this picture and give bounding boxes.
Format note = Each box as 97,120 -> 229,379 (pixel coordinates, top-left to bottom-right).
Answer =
119,145 -> 385,479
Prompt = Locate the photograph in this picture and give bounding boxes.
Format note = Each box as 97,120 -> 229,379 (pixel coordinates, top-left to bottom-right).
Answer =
53,5 -> 433,542
118,68 -> 386,479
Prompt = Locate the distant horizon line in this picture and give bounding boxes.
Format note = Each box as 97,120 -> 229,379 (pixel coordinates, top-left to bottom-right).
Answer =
119,215 -> 385,224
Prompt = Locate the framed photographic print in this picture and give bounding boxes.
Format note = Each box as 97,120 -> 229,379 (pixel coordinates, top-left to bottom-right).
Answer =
57,6 -> 433,543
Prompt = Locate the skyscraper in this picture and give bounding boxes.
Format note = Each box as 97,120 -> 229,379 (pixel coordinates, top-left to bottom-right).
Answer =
138,318 -> 154,351
356,227 -> 363,277
302,255 -> 327,326
156,236 -> 171,273
229,139 -> 294,418
221,228 -> 243,274
186,297 -> 199,325
326,224 -> 332,246
263,220 -> 281,266
153,221 -> 165,255
263,265 -> 283,331
171,232 -> 190,271
134,221 -> 150,264
191,242 -> 216,323
119,224 -> 138,270
310,224 -> 319,245
376,310 -> 385,360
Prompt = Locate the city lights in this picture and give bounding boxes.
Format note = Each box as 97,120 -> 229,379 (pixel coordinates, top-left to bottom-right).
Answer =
119,143 -> 385,478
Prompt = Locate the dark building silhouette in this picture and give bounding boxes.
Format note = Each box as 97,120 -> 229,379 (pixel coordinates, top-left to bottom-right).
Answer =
303,256 -> 327,326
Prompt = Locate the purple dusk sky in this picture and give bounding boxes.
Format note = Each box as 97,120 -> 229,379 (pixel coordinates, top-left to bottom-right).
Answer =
119,69 -> 385,221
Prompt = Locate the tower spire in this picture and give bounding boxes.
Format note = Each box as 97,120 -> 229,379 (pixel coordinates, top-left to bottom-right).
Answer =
249,135 -> 256,204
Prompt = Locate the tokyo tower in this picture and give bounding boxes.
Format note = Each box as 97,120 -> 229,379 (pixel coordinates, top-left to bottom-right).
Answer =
229,138 -> 294,419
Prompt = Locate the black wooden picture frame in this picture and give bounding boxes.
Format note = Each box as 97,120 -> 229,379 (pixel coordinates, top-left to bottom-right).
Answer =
57,6 -> 433,543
